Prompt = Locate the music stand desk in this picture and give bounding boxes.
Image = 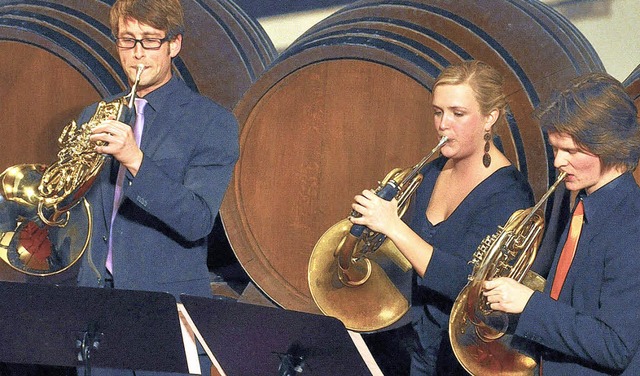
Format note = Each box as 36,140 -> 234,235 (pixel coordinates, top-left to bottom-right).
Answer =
0,281 -> 189,374
180,295 -> 377,375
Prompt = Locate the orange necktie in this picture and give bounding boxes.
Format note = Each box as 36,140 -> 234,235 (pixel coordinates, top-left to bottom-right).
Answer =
550,199 -> 584,300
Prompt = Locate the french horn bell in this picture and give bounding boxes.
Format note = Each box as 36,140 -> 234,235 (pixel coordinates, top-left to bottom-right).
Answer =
308,136 -> 448,332
0,65 -> 145,276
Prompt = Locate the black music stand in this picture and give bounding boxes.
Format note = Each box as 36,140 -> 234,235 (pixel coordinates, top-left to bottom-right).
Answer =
0,281 -> 189,374
179,295 -> 374,375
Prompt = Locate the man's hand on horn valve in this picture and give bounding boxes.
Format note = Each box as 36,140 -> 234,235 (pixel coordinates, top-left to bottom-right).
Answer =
482,277 -> 535,314
90,120 -> 143,175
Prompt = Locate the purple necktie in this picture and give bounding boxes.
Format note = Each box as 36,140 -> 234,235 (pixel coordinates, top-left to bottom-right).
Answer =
106,98 -> 147,274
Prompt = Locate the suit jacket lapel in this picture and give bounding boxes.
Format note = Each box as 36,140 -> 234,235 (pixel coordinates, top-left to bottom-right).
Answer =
140,79 -> 188,157
98,77 -> 188,226
560,193 -> 620,296
99,156 -> 119,231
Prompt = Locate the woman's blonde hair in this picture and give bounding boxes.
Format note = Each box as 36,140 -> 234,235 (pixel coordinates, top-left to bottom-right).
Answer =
434,60 -> 507,130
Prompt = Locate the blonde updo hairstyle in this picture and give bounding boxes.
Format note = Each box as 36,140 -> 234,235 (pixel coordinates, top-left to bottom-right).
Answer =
433,60 -> 508,132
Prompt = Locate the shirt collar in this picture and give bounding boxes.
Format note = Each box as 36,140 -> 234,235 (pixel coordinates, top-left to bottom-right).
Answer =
579,172 -> 635,224
137,75 -> 179,113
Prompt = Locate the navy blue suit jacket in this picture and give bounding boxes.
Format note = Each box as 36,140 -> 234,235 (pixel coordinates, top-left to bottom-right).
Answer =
76,76 -> 239,299
621,349 -> 640,375
515,173 -> 640,375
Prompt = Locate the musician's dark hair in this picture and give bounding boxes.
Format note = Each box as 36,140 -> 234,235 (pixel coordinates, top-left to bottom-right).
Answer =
535,72 -> 640,172
110,0 -> 185,41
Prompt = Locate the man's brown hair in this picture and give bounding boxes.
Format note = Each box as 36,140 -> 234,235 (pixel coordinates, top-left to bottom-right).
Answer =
536,72 -> 640,172
110,0 -> 185,40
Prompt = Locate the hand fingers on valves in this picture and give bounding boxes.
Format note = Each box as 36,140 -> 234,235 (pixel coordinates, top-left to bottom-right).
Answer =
482,279 -> 505,309
350,190 -> 376,219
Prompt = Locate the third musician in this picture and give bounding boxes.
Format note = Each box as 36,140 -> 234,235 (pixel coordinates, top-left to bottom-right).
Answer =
483,72 -> 640,375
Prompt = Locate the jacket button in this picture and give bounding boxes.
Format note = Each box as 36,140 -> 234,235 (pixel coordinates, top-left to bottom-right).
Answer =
102,235 -> 108,242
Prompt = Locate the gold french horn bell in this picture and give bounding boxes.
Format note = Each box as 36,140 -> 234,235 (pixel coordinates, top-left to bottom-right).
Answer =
308,136 -> 448,332
0,65 -> 145,276
449,170 -> 567,376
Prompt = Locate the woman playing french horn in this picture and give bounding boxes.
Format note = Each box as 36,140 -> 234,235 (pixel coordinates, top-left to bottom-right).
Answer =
350,60 -> 534,375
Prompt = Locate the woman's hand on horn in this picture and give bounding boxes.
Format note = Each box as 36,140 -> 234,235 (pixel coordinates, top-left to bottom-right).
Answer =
91,120 -> 143,176
349,189 -> 401,234
482,277 -> 535,314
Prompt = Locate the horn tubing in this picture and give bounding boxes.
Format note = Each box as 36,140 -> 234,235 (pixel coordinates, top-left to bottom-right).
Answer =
0,65 -> 146,277
449,169 -> 568,375
127,64 -> 145,108
522,170 -> 567,223
341,136 -> 448,273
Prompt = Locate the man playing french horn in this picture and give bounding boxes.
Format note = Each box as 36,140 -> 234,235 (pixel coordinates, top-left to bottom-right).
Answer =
74,0 -> 239,374
483,73 -> 640,375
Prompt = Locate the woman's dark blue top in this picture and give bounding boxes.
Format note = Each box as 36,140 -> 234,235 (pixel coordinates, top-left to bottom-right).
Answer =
408,155 -> 534,365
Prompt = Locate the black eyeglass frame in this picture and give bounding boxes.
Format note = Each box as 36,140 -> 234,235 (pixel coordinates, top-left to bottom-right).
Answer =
115,37 -> 170,50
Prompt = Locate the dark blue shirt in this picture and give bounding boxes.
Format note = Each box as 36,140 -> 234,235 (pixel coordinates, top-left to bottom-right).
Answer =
408,156 -> 534,374
516,172 -> 640,375
411,156 -> 534,304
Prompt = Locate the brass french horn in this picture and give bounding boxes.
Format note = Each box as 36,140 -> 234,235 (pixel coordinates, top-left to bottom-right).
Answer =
0,64 -> 145,276
308,136 -> 448,332
449,170 -> 567,375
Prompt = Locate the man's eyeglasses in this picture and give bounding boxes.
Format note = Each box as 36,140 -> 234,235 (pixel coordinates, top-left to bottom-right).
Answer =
115,37 -> 169,50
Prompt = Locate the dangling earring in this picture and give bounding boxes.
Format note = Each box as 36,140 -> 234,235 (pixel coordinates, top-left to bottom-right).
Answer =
483,132 -> 491,168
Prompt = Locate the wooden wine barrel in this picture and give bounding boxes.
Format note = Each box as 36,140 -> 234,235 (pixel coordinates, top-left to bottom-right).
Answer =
624,63 -> 640,183
625,63 -> 640,107
221,0 -> 605,314
0,0 -> 275,280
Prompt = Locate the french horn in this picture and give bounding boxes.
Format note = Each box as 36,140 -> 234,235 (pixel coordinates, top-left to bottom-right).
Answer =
449,170 -> 567,375
0,64 -> 145,276
308,136 -> 447,332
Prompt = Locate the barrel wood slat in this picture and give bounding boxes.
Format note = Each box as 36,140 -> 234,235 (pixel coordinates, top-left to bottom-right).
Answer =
624,64 -> 640,183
